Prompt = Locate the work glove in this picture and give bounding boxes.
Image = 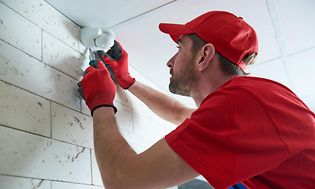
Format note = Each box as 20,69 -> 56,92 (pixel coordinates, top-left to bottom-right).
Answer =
78,60 -> 117,115
96,40 -> 135,89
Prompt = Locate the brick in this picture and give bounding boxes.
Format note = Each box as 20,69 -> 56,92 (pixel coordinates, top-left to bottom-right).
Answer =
114,88 -> 152,118
0,126 -> 91,183
78,40 -> 87,54
115,102 -> 133,130
52,181 -> 104,189
43,31 -> 85,79
51,102 -> 93,148
0,2 -> 41,59
0,0 -> 80,50
127,112 -> 168,143
0,40 -> 81,111
0,80 -> 50,137
0,175 -> 50,189
91,150 -> 103,186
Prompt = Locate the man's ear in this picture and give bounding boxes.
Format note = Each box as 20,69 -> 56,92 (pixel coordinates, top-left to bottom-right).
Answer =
196,43 -> 215,71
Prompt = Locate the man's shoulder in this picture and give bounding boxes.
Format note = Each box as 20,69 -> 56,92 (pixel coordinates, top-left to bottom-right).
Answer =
227,76 -> 287,88
220,76 -> 294,96
200,76 -> 296,107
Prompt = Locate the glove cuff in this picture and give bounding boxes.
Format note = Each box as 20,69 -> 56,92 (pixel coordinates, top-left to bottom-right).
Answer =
118,75 -> 136,89
86,93 -> 116,115
91,105 -> 117,116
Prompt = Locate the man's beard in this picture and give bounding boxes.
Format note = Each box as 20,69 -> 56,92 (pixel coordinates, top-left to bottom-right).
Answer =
169,63 -> 197,96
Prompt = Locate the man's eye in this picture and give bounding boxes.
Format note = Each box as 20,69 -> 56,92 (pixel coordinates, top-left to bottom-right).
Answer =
176,45 -> 180,49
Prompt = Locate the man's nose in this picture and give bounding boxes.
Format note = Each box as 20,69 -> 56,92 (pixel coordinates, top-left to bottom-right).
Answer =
167,53 -> 177,68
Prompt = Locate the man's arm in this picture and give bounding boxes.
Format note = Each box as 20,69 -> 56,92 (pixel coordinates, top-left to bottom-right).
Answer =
93,107 -> 199,189
128,81 -> 195,125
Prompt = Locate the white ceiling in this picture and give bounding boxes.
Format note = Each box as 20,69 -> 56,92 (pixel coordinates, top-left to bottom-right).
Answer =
45,0 -> 176,28
46,0 -> 315,110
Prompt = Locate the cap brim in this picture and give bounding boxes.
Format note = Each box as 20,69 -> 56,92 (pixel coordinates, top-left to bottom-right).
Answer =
159,23 -> 192,42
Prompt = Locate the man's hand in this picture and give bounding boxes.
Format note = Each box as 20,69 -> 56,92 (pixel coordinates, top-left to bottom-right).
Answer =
78,60 -> 117,115
96,41 -> 135,89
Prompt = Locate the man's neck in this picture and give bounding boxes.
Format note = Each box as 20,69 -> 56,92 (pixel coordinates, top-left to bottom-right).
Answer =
190,74 -> 236,107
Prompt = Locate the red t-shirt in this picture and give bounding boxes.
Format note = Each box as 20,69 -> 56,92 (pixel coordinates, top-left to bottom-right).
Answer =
165,76 -> 315,189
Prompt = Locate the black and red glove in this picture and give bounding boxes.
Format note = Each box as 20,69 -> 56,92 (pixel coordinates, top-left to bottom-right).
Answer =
96,41 -> 135,89
78,60 -> 117,115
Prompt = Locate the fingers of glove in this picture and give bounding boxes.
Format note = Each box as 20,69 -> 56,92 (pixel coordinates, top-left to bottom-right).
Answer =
114,40 -> 124,50
104,64 -> 118,83
96,59 -> 107,70
106,40 -> 122,61
89,60 -> 98,68
118,49 -> 128,63
96,51 -> 111,65
95,50 -> 106,60
102,55 -> 118,68
84,66 -> 96,75
89,59 -> 106,70
115,41 -> 128,57
84,64 -> 111,82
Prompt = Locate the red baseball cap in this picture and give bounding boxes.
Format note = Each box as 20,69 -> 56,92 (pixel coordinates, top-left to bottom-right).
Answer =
159,11 -> 258,69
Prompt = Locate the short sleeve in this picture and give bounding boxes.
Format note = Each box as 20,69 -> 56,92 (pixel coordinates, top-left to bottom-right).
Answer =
165,89 -> 290,189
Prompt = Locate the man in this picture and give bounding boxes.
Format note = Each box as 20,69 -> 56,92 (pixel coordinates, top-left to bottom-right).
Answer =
79,11 -> 315,189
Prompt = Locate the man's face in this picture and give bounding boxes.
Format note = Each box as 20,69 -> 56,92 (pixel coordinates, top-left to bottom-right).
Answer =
167,35 -> 198,96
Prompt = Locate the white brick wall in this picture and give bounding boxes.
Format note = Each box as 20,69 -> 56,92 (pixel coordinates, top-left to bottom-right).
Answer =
42,31 -> 84,80
51,102 -> 93,148
0,0 -> 80,50
0,175 -> 50,189
0,81 -> 50,137
0,0 -> 174,188
0,3 -> 41,59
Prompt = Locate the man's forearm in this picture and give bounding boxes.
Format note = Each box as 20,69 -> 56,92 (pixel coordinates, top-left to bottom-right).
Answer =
93,107 -> 137,188
128,81 -> 194,125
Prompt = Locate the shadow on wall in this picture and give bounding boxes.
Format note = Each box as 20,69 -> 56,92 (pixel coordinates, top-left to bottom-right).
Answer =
116,86 -> 135,110
62,19 -> 81,45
